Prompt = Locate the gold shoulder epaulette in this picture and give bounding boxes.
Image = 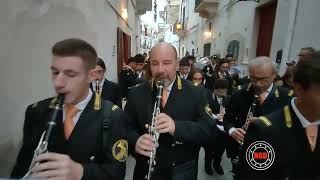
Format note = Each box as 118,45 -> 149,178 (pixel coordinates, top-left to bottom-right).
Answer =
275,89 -> 279,98
288,90 -> 294,97
49,97 -> 58,108
112,104 -> 119,112
283,105 -> 292,128
258,116 -> 272,127
177,75 -> 182,90
31,102 -> 38,108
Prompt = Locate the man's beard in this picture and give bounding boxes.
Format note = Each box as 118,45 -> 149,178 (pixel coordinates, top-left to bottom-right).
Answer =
153,75 -> 173,88
163,79 -> 173,87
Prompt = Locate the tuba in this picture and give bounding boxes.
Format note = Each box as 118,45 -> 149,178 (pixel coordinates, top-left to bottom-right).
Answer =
22,94 -> 64,179
145,80 -> 164,180
94,79 -> 102,110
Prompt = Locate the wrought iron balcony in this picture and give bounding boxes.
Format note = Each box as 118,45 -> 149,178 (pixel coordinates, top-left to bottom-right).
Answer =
194,0 -> 219,19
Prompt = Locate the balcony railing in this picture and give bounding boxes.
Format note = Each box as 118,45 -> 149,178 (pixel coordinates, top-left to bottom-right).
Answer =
194,0 -> 219,19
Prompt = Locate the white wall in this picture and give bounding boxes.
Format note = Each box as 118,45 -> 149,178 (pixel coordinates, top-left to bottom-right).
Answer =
181,0 -> 320,74
269,0 -> 289,67
0,0 -> 139,177
182,0 -> 257,66
270,0 -> 320,75
286,0 -> 320,64
212,1 -> 256,62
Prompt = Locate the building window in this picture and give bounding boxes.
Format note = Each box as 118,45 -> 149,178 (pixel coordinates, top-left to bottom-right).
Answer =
182,47 -> 185,57
203,43 -> 211,57
227,40 -> 240,60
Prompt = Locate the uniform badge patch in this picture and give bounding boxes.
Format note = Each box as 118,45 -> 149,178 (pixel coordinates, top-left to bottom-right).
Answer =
112,139 -> 128,162
112,105 -> 119,111
205,104 -> 214,119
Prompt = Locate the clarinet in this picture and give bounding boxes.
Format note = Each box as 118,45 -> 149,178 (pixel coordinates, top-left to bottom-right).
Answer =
22,94 -> 64,179
216,96 -> 225,123
231,93 -> 259,174
145,80 -> 164,180
219,96 -> 226,116
242,94 -> 259,131
94,79 -> 101,110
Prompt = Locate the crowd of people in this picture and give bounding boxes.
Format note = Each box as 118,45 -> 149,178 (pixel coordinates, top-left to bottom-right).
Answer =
10,38 -> 320,180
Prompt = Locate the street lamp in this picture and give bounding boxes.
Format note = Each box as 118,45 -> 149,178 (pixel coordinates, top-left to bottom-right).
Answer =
204,31 -> 212,38
176,22 -> 183,31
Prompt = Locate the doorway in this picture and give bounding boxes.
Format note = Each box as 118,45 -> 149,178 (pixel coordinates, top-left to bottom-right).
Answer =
256,1 -> 277,56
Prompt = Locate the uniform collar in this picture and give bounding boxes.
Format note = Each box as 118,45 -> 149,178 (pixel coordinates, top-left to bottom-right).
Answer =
164,77 -> 176,94
291,97 -> 320,128
266,83 -> 273,93
92,79 -> 105,90
74,89 -> 93,111
263,83 -> 273,97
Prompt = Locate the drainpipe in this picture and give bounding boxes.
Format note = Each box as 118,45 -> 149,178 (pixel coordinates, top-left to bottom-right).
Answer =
280,0 -> 299,76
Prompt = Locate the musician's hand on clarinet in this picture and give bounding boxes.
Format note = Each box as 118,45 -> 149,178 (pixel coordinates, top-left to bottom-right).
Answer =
219,107 -> 226,115
155,113 -> 175,135
31,152 -> 83,180
231,128 -> 246,143
217,113 -> 224,122
135,133 -> 155,157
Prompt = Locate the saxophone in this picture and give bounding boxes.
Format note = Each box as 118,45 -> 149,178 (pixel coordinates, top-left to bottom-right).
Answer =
22,94 -> 64,179
94,79 -> 102,110
145,80 -> 164,180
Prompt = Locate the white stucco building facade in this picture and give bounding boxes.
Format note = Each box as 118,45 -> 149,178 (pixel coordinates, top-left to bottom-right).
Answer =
0,0 -> 151,176
178,0 -> 320,75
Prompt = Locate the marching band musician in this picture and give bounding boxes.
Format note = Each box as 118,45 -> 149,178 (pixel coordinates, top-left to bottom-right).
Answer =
187,68 -> 205,86
238,51 -> 320,180
119,55 -> 145,99
125,42 -> 216,180
177,58 -> 191,80
204,79 -> 230,175
11,38 -> 128,180
91,58 -> 122,106
223,56 -> 293,178
203,55 -> 218,90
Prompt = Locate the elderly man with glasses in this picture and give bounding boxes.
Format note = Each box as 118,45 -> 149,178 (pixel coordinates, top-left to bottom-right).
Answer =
223,56 -> 293,178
